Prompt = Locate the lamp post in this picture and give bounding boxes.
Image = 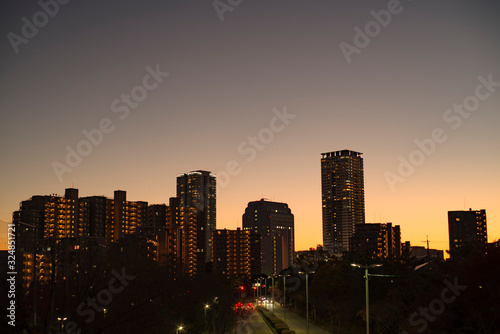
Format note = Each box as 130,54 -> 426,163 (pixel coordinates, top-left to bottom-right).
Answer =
351,264 -> 382,334
176,325 -> 183,334
257,279 -> 260,302
57,317 -> 67,331
299,271 -> 316,334
263,277 -> 267,301
259,278 -> 263,302
271,276 -> 275,313
204,304 -> 209,332
280,274 -> 290,328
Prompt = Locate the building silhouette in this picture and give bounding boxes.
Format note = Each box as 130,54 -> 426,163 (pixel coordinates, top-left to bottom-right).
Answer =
242,199 -> 294,276
448,209 -> 487,257
213,228 -> 250,279
410,246 -> 444,261
321,150 -> 365,255
349,222 -> 401,259
165,197 -> 198,278
13,189 -> 151,288
176,171 -> 216,266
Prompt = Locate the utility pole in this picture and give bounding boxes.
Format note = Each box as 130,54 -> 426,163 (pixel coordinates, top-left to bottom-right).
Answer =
422,235 -> 430,260
351,264 -> 382,334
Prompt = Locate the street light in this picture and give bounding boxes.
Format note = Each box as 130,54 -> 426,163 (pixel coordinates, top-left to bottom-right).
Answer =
351,263 -> 382,334
258,278 -> 262,301
263,277 -> 267,301
279,274 -> 291,328
57,317 -> 67,331
176,325 -> 184,334
299,271 -> 316,334
271,276 -> 275,313
204,304 -> 209,332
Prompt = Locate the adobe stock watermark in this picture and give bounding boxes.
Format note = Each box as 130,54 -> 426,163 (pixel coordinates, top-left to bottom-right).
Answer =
51,64 -> 169,182
339,0 -> 406,64
61,267 -> 136,334
7,0 -> 72,55
385,73 -> 499,192
213,0 -> 243,22
215,106 -> 296,192
400,277 -> 467,334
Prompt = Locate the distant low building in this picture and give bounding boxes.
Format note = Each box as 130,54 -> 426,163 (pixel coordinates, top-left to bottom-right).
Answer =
294,245 -> 328,266
349,222 -> 402,259
401,241 -> 411,257
410,246 -> 444,261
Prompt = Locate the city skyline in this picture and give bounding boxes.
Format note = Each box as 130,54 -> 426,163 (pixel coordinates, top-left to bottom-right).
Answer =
2,0 -> 500,254
3,160 -> 498,254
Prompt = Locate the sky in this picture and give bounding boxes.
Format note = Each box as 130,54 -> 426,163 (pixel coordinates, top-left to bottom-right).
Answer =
1,0 -> 499,252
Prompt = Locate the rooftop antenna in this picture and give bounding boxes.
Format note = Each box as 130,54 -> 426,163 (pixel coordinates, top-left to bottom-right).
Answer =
422,235 -> 430,260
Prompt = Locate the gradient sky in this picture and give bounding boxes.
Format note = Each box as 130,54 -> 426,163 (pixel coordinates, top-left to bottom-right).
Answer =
1,0 -> 499,252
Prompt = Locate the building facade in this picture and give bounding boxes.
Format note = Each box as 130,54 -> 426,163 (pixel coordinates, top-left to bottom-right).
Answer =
176,171 -> 216,265
213,228 -> 250,279
410,246 -> 444,261
242,199 -> 294,276
321,150 -> 365,255
448,209 -> 487,256
349,222 -> 402,259
166,197 -> 198,278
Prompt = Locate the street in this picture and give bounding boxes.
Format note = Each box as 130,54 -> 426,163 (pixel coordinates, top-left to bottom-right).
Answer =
232,309 -> 274,334
261,301 -> 331,334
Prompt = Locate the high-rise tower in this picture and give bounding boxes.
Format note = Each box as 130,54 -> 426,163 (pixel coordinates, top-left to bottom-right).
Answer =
321,150 -> 365,255
242,199 -> 294,276
176,170 -> 216,264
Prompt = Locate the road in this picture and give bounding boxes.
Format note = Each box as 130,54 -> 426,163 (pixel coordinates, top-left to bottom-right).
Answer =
260,301 -> 331,334
232,309 -> 274,334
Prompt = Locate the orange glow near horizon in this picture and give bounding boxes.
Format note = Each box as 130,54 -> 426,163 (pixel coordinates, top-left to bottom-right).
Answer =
2,174 -> 498,256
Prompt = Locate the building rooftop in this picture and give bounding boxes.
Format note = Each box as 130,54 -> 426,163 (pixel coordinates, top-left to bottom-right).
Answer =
321,150 -> 363,158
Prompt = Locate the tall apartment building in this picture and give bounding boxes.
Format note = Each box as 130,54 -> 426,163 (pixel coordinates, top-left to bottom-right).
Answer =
13,188 -> 150,288
146,204 -> 168,239
107,190 -> 148,243
166,197 -> 198,278
13,195 -> 51,288
349,223 -> 402,259
448,209 -> 488,256
242,199 -> 294,276
177,171 -> 216,265
13,190 -> 109,292
213,228 -> 250,279
321,150 -> 365,255
80,195 -> 107,238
